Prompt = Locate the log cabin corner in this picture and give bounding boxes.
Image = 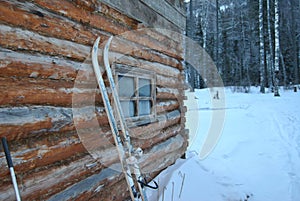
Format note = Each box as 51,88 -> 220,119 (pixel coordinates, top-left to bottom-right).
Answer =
0,0 -> 188,200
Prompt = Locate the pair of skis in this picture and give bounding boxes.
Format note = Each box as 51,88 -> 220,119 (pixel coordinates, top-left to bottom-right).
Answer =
91,37 -> 149,201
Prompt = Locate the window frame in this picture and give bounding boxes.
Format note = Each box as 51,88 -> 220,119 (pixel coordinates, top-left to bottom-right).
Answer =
113,64 -> 156,126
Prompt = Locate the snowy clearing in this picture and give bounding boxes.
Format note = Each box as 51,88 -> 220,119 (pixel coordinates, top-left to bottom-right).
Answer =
147,87 -> 300,201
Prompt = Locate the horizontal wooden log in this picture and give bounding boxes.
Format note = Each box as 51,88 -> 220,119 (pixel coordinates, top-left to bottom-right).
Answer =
0,132 -> 85,178
130,110 -> 181,139
156,74 -> 183,88
110,37 -> 182,70
0,48 -> 110,88
0,0 -> 108,46
31,0 -> 131,35
156,87 -> 181,100
0,24 -> 90,61
47,163 -> 124,201
0,106 -> 108,140
0,77 -> 102,107
132,124 -> 181,149
113,56 -> 181,78
0,48 -> 88,80
0,48 -> 182,86
82,178 -> 129,201
0,107 -> 71,140
0,155 -> 107,201
76,110 -> 182,154
140,134 -> 186,173
100,0 -> 184,31
156,100 -> 179,113
0,105 -> 181,142
0,126 -> 117,168
120,29 -> 184,61
142,28 -> 184,52
181,129 -> 189,143
138,0 -> 186,30
71,0 -> 139,29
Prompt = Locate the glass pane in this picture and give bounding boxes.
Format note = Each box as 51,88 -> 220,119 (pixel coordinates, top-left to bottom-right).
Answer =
139,78 -> 151,97
120,101 -> 135,117
139,100 -> 151,116
118,75 -> 135,97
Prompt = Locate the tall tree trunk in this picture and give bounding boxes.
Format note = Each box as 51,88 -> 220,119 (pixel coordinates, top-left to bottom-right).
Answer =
259,0 -> 265,93
290,0 -> 299,85
298,0 -> 300,84
188,0 -> 195,91
297,34 -> 300,85
266,52 -> 274,91
241,10 -> 251,91
201,1 -> 209,86
274,0 -> 280,96
280,50 -> 287,88
215,0 -> 219,72
267,0 -> 274,91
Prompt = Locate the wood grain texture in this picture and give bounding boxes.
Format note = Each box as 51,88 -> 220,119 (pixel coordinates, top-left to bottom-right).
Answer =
0,0 -> 187,200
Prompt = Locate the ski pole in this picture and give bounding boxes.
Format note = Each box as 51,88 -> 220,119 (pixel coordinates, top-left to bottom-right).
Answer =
1,137 -> 22,201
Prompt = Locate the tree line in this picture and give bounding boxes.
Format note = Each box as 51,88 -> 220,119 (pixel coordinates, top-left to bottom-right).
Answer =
185,0 -> 300,94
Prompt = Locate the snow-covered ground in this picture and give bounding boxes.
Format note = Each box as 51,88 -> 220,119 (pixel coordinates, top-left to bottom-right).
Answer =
147,87 -> 300,201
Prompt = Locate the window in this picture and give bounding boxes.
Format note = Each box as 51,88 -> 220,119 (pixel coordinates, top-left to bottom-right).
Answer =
114,64 -> 156,124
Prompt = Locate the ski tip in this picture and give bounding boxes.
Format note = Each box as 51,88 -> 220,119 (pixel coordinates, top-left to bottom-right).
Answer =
92,37 -> 101,70
105,36 -> 113,50
103,36 -> 113,67
93,37 -> 101,53
108,36 -> 113,44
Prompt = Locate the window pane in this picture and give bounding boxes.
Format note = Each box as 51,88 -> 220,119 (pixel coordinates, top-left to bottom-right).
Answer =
139,100 -> 151,116
139,78 -> 151,97
118,75 -> 135,97
120,101 -> 135,117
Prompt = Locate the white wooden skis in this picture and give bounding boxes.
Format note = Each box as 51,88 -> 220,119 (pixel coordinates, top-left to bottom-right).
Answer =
91,37 -> 148,201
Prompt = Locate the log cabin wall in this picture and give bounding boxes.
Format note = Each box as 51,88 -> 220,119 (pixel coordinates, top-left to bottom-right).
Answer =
0,0 -> 187,200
